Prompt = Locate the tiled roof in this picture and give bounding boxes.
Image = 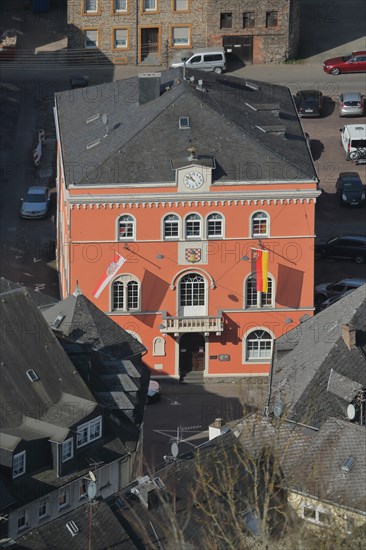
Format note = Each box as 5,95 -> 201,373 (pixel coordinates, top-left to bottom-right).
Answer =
55,69 -> 317,186
0,277 -> 58,308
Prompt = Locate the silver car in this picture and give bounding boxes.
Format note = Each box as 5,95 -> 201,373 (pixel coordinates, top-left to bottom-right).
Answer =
20,186 -> 51,219
338,92 -> 364,117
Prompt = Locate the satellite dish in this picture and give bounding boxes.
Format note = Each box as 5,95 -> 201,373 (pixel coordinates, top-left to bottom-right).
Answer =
87,480 -> 97,500
102,113 -> 108,125
273,400 -> 283,418
347,404 -> 356,420
171,442 -> 179,458
89,471 -> 96,482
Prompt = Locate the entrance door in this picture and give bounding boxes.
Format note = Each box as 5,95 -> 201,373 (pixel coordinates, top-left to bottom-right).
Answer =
179,333 -> 205,376
141,28 -> 159,62
223,35 -> 253,64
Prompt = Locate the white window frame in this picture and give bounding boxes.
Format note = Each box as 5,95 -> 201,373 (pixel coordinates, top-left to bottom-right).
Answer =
302,504 -> 331,526
84,0 -> 98,13
84,29 -> 99,49
250,210 -> 270,238
112,275 -> 141,312
61,438 -> 74,462
76,416 -> 102,448
244,273 -> 274,308
143,0 -> 157,11
206,212 -> 224,238
171,26 -> 191,47
38,499 -> 48,519
114,28 -> 128,49
117,214 -> 136,241
13,451 -> 26,478
114,0 -> 127,12
163,213 -> 181,240
58,487 -> 70,509
243,328 -> 273,363
184,213 -> 203,239
17,509 -> 28,532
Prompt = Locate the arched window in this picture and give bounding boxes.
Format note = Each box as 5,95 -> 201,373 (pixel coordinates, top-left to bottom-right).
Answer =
118,215 -> 135,240
245,274 -> 274,308
245,329 -> 273,361
251,211 -> 269,238
163,214 -> 180,239
153,337 -> 165,356
207,213 -> 224,238
185,213 -> 202,239
180,273 -> 205,307
112,276 -> 140,311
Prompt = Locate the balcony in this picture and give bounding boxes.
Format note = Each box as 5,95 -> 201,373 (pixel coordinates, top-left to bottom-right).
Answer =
160,316 -> 223,335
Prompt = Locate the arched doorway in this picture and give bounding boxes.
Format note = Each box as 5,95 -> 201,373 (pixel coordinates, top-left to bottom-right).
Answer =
179,333 -> 205,379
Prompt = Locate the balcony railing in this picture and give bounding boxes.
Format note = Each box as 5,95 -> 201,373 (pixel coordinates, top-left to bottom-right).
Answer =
160,316 -> 223,334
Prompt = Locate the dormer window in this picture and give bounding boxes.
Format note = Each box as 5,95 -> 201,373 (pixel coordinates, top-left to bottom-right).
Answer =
26,369 -> 39,382
13,451 -> 26,478
76,416 -> 102,448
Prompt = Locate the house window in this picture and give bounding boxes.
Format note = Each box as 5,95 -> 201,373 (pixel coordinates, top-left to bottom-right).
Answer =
220,13 -> 232,29
84,30 -> 98,49
344,516 -> 354,533
17,510 -> 27,531
76,416 -> 102,448
114,0 -> 127,12
13,451 -> 26,478
62,438 -> 73,462
207,213 -> 223,238
112,276 -> 140,311
251,211 -> 269,237
173,0 -> 188,11
302,505 -> 331,526
171,27 -> 191,47
143,0 -> 157,11
58,488 -> 69,509
245,275 -> 273,308
118,215 -> 135,240
84,0 -> 98,12
266,11 -> 278,27
114,29 -> 128,49
163,214 -> 180,239
245,330 -> 273,361
185,213 -> 202,239
79,478 -> 88,498
180,273 -> 205,307
38,499 -> 48,519
243,12 -> 255,28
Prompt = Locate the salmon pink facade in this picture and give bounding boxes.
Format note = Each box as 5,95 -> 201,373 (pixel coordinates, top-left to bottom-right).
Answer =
54,70 -> 319,379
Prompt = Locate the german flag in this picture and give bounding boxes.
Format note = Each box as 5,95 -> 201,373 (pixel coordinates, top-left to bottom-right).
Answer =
252,249 -> 269,293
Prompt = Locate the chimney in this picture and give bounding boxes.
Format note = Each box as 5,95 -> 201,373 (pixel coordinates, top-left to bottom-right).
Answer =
209,418 -> 229,441
342,324 -> 357,350
138,72 -> 161,105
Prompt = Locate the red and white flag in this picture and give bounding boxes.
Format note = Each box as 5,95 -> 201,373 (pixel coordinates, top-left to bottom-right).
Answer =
93,252 -> 126,299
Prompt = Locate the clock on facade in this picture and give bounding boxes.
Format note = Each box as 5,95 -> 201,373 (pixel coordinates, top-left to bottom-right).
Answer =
183,171 -> 204,190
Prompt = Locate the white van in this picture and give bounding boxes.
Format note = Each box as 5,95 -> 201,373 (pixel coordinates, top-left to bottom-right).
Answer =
170,47 -> 226,74
340,124 -> 366,159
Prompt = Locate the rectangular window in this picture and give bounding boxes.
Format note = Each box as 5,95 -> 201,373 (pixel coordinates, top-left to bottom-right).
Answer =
266,11 -> 278,27
62,438 -> 73,462
143,0 -> 156,11
207,216 -> 223,237
220,13 -> 232,29
13,451 -> 26,478
243,12 -> 255,28
303,506 -> 316,519
114,29 -> 128,48
114,0 -> 127,11
38,499 -> 48,519
84,30 -> 98,49
59,488 -> 69,509
18,510 -> 27,531
84,0 -> 98,12
172,27 -> 190,46
77,416 -> 102,448
79,478 -> 88,498
173,0 -> 188,11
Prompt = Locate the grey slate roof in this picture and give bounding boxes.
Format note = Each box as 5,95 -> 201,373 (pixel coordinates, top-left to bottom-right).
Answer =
0,277 -> 58,309
270,283 -> 366,428
0,289 -> 96,432
55,69 -> 317,186
14,500 -> 137,549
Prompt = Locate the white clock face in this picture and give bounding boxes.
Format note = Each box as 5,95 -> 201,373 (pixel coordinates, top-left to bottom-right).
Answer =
183,171 -> 204,190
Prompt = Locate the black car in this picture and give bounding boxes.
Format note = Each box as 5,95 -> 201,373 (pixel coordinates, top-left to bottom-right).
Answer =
315,235 -> 366,264
336,172 -> 365,206
295,90 -> 323,117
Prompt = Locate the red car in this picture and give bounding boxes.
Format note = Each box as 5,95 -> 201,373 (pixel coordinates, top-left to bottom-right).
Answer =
323,51 -> 366,75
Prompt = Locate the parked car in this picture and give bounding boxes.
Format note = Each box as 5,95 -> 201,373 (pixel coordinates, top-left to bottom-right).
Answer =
295,90 -> 323,117
20,186 -> 51,219
315,278 -> 366,304
147,380 -> 161,403
323,51 -> 366,75
318,289 -> 356,310
336,172 -> 365,206
338,92 -> 364,117
315,235 -> 366,264
339,124 -> 366,160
